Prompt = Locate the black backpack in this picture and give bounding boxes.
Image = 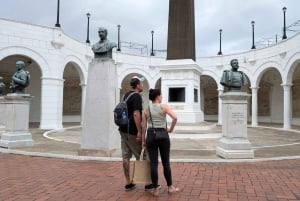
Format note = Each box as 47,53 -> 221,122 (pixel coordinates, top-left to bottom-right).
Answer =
113,92 -> 136,126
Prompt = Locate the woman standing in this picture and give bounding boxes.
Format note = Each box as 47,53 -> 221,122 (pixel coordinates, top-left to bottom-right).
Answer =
142,88 -> 179,196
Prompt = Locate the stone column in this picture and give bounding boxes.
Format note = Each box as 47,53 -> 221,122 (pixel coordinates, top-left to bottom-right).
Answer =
79,58 -> 120,157
39,77 -> 64,129
80,83 -> 87,125
216,92 -> 254,159
0,94 -> 34,148
282,84 -> 292,129
217,89 -> 223,125
251,87 -> 258,126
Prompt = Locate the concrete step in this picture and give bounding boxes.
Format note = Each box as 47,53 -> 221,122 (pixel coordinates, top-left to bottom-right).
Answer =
173,122 -> 219,134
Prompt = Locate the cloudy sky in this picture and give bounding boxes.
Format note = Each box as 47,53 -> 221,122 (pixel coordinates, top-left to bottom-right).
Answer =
0,0 -> 299,57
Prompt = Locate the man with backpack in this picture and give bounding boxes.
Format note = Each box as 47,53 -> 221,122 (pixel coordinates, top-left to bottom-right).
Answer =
118,76 -> 156,191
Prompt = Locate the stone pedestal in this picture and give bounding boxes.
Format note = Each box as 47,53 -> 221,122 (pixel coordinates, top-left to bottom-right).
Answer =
79,58 -> 120,157
158,59 -> 204,123
0,94 -> 34,148
216,92 -> 254,159
0,97 -> 5,136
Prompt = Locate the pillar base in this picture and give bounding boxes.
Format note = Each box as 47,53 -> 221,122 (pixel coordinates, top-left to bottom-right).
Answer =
80,59 -> 120,153
216,137 -> 254,159
0,132 -> 34,148
217,92 -> 254,159
216,146 -> 254,159
0,93 -> 34,148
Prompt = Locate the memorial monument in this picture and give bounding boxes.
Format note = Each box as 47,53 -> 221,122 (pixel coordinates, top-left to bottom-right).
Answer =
216,59 -> 253,159
158,0 -> 204,123
0,61 -> 34,148
79,27 -> 120,157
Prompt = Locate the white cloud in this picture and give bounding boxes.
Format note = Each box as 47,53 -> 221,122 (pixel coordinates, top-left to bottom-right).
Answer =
0,0 -> 299,57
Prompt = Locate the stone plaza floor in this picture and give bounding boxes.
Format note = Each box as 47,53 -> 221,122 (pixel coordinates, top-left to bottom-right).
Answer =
0,123 -> 299,200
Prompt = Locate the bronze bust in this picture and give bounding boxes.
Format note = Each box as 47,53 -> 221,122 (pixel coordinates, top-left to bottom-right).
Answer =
92,27 -> 117,59
220,59 -> 249,92
0,76 -> 5,95
9,61 -> 30,94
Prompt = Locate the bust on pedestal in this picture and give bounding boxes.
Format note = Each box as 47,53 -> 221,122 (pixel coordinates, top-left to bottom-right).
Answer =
216,59 -> 253,159
0,61 -> 34,148
79,27 -> 120,157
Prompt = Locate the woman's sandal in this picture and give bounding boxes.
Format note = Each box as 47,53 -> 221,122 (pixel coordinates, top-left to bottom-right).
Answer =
168,186 -> 180,194
152,188 -> 159,197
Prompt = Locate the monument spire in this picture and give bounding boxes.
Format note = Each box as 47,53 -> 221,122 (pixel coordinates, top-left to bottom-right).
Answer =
167,0 -> 195,61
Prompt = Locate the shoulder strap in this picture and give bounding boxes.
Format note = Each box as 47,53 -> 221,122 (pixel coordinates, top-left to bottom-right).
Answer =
124,92 -> 137,102
148,105 -> 154,128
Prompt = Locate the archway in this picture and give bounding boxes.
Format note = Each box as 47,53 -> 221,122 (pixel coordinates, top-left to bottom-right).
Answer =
62,62 -> 82,123
120,73 -> 150,106
258,68 -> 283,124
0,55 -> 42,123
200,75 -> 218,121
292,63 -> 300,125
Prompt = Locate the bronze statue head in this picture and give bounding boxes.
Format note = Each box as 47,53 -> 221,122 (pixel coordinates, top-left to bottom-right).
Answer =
98,27 -> 108,40
230,59 -> 239,71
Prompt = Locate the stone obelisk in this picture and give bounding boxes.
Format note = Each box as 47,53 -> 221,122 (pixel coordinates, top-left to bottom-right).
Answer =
158,0 -> 204,123
167,0 -> 195,61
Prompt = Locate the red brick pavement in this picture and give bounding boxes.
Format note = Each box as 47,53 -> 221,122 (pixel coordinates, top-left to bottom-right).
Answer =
0,153 -> 300,201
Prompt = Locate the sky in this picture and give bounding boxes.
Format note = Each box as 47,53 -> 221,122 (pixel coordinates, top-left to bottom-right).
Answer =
0,0 -> 299,57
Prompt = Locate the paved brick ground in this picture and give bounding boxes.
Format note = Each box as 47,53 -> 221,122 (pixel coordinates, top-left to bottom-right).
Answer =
0,153 -> 299,201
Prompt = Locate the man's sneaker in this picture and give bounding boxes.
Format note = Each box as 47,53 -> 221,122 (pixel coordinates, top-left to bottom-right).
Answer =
125,183 -> 136,191
145,184 -> 161,191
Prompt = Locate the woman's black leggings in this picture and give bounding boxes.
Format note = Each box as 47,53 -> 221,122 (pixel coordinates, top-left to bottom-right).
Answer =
146,132 -> 172,188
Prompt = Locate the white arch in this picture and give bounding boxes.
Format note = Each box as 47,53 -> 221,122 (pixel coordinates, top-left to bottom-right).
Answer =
62,55 -> 87,85
284,52 -> 300,84
201,70 -> 220,88
252,61 -> 282,87
0,46 -> 50,76
118,67 -> 160,89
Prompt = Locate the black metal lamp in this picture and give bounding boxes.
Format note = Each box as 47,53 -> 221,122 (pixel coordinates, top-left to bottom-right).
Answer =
282,7 -> 287,40
55,0 -> 61,27
217,29 -> 222,55
251,21 -> 256,49
150,30 -> 154,56
86,13 -> 91,44
117,25 -> 121,51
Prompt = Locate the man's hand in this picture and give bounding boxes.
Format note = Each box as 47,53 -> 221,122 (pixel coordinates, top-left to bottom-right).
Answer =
136,131 -> 142,142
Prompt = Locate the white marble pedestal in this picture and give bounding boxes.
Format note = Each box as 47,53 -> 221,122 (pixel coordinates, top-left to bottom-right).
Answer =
0,93 -> 34,148
79,58 -> 120,157
0,97 -> 5,136
157,59 -> 204,123
216,92 -> 254,159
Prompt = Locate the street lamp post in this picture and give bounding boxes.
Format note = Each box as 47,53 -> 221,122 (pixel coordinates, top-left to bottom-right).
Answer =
282,7 -> 287,40
55,0 -> 61,27
251,21 -> 256,49
217,29 -> 222,55
117,25 -> 121,51
86,13 -> 91,44
150,30 -> 154,56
